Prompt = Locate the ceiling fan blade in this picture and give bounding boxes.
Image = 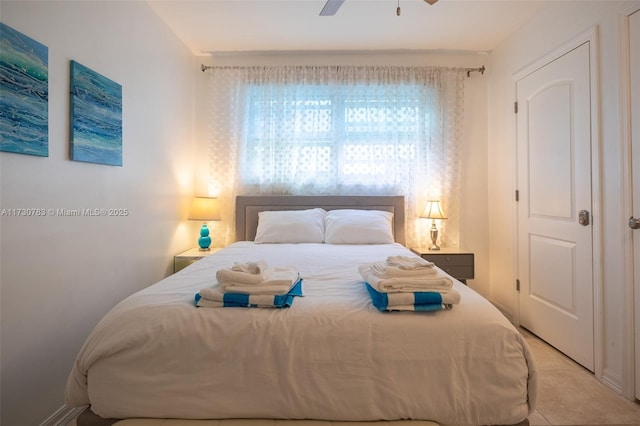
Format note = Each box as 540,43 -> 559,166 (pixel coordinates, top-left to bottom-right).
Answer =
424,0 -> 438,4
320,0 -> 345,16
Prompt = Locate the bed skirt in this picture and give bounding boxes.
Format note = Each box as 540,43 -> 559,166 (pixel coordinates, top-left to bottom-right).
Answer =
76,406 -> 530,426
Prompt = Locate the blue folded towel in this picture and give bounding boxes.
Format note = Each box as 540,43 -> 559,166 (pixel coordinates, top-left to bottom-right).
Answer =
195,279 -> 303,308
365,283 -> 456,312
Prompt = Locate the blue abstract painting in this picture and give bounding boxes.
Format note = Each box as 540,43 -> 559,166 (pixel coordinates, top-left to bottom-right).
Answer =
0,22 -> 49,157
70,60 -> 122,166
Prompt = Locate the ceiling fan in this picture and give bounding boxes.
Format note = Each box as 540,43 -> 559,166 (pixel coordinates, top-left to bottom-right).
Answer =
320,0 -> 438,16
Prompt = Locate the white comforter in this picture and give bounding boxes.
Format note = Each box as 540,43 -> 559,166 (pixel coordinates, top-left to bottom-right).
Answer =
66,243 -> 537,425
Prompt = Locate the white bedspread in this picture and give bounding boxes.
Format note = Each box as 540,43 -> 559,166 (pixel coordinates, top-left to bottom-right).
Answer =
66,243 -> 537,425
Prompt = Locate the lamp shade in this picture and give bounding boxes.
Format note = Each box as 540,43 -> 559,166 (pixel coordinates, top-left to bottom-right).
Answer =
420,200 -> 447,220
188,197 -> 221,221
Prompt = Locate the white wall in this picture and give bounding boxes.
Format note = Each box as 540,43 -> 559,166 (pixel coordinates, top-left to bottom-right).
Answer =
487,0 -> 640,396
0,2 -> 198,424
195,51 -> 491,295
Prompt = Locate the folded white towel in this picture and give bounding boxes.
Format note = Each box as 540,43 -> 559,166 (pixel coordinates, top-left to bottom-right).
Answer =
198,283 -> 296,307
358,263 -> 453,293
371,261 -> 437,278
231,260 -> 270,275
201,268 -> 300,297
200,281 -> 295,299
216,260 -> 274,285
386,255 -> 434,270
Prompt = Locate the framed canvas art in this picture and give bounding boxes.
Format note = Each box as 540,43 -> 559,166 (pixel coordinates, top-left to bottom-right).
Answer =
0,22 -> 49,157
70,60 -> 122,166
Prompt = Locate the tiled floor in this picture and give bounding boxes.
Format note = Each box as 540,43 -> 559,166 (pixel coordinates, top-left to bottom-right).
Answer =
521,327 -> 640,426
67,329 -> 640,426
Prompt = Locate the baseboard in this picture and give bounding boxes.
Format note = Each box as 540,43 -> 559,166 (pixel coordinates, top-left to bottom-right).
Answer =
40,404 -> 87,426
601,367 -> 624,395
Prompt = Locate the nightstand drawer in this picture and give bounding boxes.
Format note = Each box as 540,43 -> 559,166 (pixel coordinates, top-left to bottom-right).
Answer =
410,248 -> 475,282
174,247 -> 222,273
173,257 -> 201,273
436,265 -> 474,280
421,253 -> 474,267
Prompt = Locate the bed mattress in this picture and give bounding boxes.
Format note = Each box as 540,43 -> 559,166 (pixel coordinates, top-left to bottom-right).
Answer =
66,242 -> 537,425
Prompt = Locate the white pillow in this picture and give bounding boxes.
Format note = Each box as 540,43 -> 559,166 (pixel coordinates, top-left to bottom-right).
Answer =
254,208 -> 326,243
324,209 -> 394,244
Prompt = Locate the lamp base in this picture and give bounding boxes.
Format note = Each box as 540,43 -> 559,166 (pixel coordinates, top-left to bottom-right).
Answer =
198,223 -> 212,251
429,221 -> 440,251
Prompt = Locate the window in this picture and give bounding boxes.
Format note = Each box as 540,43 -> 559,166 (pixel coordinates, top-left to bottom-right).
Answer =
243,84 -> 429,188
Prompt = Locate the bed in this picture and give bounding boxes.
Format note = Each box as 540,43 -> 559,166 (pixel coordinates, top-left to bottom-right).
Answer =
67,195 -> 537,426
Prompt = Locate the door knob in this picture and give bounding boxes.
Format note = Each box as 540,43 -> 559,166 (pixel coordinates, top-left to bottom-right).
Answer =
578,210 -> 590,226
630,216 -> 640,230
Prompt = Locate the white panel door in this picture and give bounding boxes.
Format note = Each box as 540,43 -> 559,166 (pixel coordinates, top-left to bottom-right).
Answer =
517,42 -> 594,371
630,9 -> 640,400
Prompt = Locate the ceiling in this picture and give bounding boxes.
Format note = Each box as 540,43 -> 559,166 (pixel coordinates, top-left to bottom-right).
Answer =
146,0 -> 553,56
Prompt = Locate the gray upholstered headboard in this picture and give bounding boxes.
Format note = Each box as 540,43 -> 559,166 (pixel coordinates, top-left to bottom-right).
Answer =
235,195 -> 405,245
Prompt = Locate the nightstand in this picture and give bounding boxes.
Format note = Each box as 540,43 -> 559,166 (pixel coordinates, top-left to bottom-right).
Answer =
410,247 -> 475,284
174,247 -> 222,273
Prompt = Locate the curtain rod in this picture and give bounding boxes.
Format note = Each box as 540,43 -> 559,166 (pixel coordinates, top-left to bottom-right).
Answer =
201,64 -> 486,77
466,65 -> 485,77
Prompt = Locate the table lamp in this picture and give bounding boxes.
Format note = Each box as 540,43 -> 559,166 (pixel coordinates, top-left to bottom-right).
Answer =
420,200 -> 447,251
188,197 -> 221,251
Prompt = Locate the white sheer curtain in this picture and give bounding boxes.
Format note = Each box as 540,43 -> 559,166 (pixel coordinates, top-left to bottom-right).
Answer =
206,65 -> 465,247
